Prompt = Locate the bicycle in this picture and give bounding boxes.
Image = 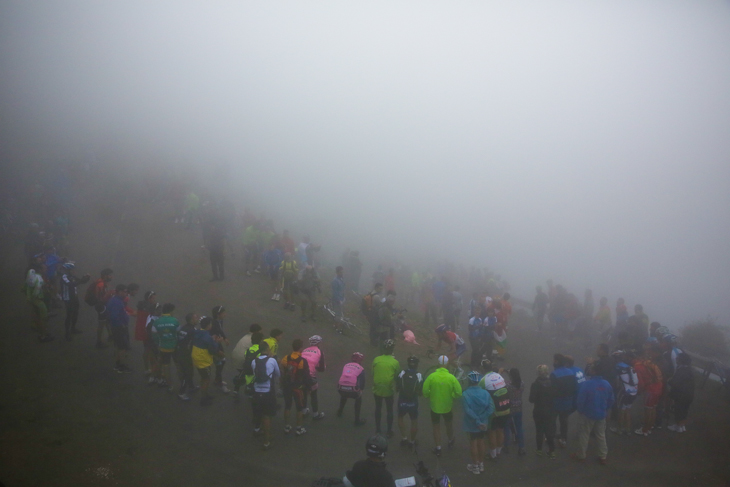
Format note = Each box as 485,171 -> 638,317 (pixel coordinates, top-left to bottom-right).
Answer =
322,302 -> 363,335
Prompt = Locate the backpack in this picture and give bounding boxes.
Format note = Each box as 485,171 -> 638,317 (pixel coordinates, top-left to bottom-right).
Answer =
243,347 -> 261,376
84,280 -> 102,306
490,386 -> 511,417
254,356 -> 272,385
283,354 -> 305,387
397,370 -> 422,401
360,293 -> 375,316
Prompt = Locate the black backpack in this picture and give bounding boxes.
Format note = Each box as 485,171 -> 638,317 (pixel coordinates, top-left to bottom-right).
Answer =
398,370 -> 423,401
254,356 -> 272,385
242,347 -> 261,376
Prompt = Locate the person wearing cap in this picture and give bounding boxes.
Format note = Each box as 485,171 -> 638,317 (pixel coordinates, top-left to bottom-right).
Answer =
529,364 -> 557,458
372,339 -> 401,437
479,359 -> 511,459
344,435 -> 395,487
571,363 -> 614,465
462,370 -> 494,474
423,354 -> 463,456
302,335 -> 326,420
59,262 -> 90,340
107,284 -> 132,373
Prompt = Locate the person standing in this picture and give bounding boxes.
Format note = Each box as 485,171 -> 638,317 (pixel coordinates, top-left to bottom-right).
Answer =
550,353 -> 577,448
529,365 -> 557,459
337,352 -> 367,426
331,266 -> 346,333
207,219 -> 228,281
377,291 -> 399,342
668,353 -> 694,433
361,283 -> 384,347
134,291 -> 157,375
479,359 -> 511,460
504,368 -> 526,455
280,339 -> 311,436
251,341 -> 281,450
532,286 -> 549,331
298,265 -> 321,322
462,371 -> 494,474
150,303 -> 180,390
279,253 -> 298,311
423,355 -> 463,456
571,364 -> 614,465
210,305 -> 230,393
372,339 -> 400,437
395,355 -> 424,448
59,262 -> 90,340
86,268 -> 114,349
301,335 -> 326,420
174,312 -> 198,401
107,284 -> 132,373
192,316 -> 224,406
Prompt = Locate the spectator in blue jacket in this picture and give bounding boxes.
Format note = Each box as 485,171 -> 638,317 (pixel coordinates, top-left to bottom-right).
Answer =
550,353 -> 577,448
571,364 -> 615,464
462,371 -> 494,474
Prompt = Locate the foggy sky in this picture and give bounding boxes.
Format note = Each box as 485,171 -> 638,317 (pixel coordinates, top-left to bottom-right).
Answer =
2,1 -> 729,329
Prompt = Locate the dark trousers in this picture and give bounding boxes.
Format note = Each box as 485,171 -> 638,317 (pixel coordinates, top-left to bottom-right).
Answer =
214,360 -> 225,385
176,356 -> 194,395
469,336 -> 484,367
534,411 -> 556,451
63,298 -> 80,335
306,388 -> 320,412
210,249 -> 224,280
338,391 -> 362,421
557,410 -> 572,440
374,394 -> 394,433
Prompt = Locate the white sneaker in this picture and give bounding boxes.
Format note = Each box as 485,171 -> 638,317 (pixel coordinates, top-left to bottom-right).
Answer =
296,426 -> 307,436
668,424 -> 680,432
467,464 -> 480,475
178,393 -> 191,401
679,426 -> 686,433
284,424 -> 292,434
313,412 -> 325,420
219,384 -> 230,394
302,408 -> 310,416
479,462 -> 484,472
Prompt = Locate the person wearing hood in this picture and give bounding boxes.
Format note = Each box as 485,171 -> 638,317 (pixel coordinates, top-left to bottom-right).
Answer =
462,371 -> 494,474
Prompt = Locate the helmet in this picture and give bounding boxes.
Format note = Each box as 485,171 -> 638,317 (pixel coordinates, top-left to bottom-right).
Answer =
365,434 -> 388,459
437,355 -> 449,366
407,355 -> 420,368
663,334 -> 678,345
351,352 -> 364,363
309,335 -> 322,346
382,339 -> 395,352
467,371 -> 481,383
61,261 -> 75,270
435,324 -> 448,334
480,357 -> 492,370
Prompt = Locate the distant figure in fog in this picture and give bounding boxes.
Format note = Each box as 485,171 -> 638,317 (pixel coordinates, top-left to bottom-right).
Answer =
533,286 -> 548,331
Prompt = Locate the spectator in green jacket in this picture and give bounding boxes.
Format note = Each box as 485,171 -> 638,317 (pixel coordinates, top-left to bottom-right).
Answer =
423,355 -> 463,456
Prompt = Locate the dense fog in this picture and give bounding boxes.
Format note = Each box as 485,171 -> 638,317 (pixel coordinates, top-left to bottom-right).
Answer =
2,1 -> 729,328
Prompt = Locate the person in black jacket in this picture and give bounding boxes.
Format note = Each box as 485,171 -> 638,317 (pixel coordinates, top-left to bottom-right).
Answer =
345,435 -> 395,487
529,364 -> 557,458
667,353 -> 694,433
59,262 -> 90,340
